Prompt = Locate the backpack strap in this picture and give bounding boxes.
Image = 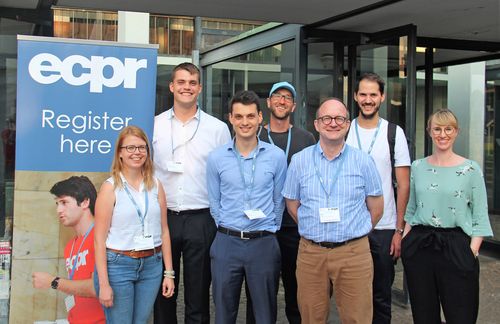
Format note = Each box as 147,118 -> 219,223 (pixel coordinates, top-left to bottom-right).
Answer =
387,122 -> 397,191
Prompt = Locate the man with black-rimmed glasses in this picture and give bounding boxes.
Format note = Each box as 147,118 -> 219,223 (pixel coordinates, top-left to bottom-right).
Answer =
283,98 -> 384,324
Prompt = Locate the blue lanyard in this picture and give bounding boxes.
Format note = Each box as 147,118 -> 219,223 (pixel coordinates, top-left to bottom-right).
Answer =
68,223 -> 94,280
171,108 -> 201,155
123,183 -> 149,235
313,143 -> 348,206
232,141 -> 259,209
354,118 -> 381,155
267,126 -> 292,158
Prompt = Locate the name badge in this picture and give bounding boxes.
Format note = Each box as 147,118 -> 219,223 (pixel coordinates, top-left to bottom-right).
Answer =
319,207 -> 340,223
65,295 -> 75,312
133,235 -> 155,251
244,209 -> 266,220
167,161 -> 184,173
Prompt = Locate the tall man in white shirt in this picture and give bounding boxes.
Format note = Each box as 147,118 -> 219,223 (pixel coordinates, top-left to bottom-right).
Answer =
346,73 -> 411,324
153,62 -> 231,324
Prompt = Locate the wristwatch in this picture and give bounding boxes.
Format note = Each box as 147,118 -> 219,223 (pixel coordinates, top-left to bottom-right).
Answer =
51,277 -> 60,290
395,228 -> 404,235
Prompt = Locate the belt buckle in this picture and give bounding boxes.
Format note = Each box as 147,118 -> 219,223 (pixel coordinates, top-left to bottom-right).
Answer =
130,250 -> 139,258
240,231 -> 250,240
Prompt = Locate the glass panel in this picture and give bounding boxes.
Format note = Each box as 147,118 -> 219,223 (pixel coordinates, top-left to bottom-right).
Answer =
205,40 -> 295,127
101,12 -> 117,41
356,36 -> 408,129
53,9 -> 117,41
169,30 -> 181,55
53,9 -> 72,38
307,42 -> 335,134
485,60 -> 500,238
87,11 -> 101,40
414,51 -> 498,241
72,11 -> 88,39
0,18 -> 28,323
182,30 -> 194,55
155,65 -> 175,115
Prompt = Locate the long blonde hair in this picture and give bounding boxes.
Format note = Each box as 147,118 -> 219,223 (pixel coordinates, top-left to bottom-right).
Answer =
111,126 -> 155,190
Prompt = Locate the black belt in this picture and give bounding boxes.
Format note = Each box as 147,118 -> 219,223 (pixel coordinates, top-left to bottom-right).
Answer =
310,235 -> 366,249
218,226 -> 274,240
167,208 -> 210,216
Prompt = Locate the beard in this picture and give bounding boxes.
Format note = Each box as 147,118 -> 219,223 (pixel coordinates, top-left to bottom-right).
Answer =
270,108 -> 291,120
359,104 -> 379,119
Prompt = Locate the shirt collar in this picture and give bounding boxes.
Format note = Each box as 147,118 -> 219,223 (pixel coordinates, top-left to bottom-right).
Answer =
227,138 -> 266,157
167,107 -> 201,122
316,142 -> 346,160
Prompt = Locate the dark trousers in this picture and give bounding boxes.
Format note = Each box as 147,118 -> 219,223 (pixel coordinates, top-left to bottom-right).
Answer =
369,229 -> 396,324
211,231 -> 281,324
154,209 -> 216,324
245,226 -> 301,324
401,226 -> 479,324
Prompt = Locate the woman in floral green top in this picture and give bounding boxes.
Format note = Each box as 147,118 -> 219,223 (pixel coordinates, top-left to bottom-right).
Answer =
402,109 -> 492,324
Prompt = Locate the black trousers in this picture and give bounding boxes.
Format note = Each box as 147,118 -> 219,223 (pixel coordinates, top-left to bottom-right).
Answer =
369,229 -> 396,324
154,209 -> 216,324
246,226 -> 301,324
401,226 -> 479,324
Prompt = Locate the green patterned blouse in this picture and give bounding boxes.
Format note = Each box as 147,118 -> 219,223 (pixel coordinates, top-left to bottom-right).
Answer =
405,158 -> 493,237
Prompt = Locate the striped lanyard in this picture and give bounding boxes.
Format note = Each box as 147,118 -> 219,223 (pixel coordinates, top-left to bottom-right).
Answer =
313,143 -> 348,206
267,126 -> 292,159
67,223 -> 94,280
354,118 -> 381,155
233,141 -> 259,210
124,183 -> 149,236
171,108 -> 201,156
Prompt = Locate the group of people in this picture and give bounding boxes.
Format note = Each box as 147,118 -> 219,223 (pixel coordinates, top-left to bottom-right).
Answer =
32,63 -> 492,324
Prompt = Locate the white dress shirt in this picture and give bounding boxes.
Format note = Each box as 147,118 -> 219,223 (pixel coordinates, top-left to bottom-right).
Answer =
152,108 -> 231,211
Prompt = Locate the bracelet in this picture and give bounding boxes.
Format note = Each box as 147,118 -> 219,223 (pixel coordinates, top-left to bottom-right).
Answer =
164,270 -> 175,279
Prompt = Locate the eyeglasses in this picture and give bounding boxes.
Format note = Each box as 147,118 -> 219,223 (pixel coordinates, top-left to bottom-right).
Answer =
431,126 -> 456,136
270,93 -> 294,103
316,115 -> 349,126
120,145 -> 148,153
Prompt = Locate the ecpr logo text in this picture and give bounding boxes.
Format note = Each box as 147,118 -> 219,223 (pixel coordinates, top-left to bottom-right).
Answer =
28,53 -> 148,93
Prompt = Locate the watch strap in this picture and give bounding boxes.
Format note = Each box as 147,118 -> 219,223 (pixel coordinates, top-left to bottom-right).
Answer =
51,277 -> 60,290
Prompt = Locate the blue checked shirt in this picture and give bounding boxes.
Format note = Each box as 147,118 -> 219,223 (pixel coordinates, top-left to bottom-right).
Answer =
207,139 -> 287,232
282,143 -> 383,242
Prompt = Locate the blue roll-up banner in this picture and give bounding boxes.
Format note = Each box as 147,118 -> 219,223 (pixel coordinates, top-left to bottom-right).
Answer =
16,36 -> 158,172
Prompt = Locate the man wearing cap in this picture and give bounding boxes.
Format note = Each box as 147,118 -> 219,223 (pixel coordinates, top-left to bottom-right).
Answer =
245,81 -> 315,324
207,90 -> 287,323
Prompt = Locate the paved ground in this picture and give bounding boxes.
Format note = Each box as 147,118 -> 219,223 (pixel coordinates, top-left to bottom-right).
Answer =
154,252 -> 500,323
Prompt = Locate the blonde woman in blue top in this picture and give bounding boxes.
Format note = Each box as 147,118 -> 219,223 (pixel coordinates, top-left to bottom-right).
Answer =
402,109 -> 493,324
94,126 -> 175,323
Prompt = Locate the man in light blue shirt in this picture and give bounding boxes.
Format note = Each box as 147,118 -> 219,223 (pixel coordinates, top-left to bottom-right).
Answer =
206,90 -> 287,324
282,98 -> 384,324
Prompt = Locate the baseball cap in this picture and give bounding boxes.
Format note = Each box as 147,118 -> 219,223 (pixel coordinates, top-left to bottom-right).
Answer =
269,81 -> 296,99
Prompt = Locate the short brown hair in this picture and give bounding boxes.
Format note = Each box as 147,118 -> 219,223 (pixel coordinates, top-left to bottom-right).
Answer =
355,72 -> 385,95
171,62 -> 200,83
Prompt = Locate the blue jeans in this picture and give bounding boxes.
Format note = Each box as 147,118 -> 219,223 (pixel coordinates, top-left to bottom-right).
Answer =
95,251 -> 163,324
